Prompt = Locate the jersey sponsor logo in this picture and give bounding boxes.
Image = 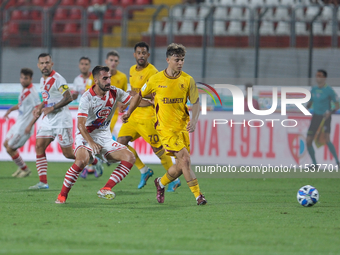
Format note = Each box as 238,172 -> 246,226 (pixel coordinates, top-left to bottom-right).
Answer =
161,97 -> 184,104
42,91 -> 50,101
158,85 -> 167,88
132,87 -> 141,93
96,106 -> 112,119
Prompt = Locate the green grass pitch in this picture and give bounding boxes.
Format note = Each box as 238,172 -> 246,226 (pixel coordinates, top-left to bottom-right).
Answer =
0,161 -> 340,255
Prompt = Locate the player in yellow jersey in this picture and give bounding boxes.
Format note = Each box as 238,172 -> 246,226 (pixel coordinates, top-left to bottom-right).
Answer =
122,43 -> 207,205
118,42 -> 181,191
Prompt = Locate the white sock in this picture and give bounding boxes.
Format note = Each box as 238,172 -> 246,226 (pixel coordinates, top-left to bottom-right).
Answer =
139,165 -> 148,174
159,178 -> 165,188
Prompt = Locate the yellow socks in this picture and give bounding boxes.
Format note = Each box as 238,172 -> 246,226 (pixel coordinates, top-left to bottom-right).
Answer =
127,145 -> 145,170
187,179 -> 201,198
160,172 -> 176,187
155,148 -> 173,171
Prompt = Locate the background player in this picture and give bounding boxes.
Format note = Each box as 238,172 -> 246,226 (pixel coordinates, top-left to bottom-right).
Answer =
55,66 -> 135,204
118,42 -> 180,191
306,69 -> 340,167
3,68 -> 41,178
29,53 -> 84,189
122,43 -> 207,205
72,56 -> 91,101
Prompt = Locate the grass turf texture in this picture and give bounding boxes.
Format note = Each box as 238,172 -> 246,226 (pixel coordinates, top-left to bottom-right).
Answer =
0,161 -> 339,255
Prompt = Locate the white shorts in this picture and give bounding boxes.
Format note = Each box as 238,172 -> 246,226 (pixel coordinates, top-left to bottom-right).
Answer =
5,127 -> 31,149
75,133 -> 127,160
36,126 -> 73,148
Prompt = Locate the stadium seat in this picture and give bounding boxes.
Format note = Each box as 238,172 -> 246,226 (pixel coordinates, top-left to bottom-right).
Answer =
54,9 -> 68,20
8,22 -> 19,34
178,20 -> 195,35
30,23 -> 42,34
250,0 -> 263,6
135,0 -> 150,5
52,23 -> 64,33
312,22 -> 324,35
305,6 -> 322,20
262,8 -> 274,19
220,0 -> 233,5
30,10 -> 42,20
163,21 -> 179,34
280,0 -> 294,5
265,0 -> 279,4
104,9 -> 115,20
11,10 -> 23,20
295,7 -> 306,21
295,21 -> 308,35
321,6 -> 333,21
5,0 -> 16,9
107,0 -> 119,5
227,21 -> 242,34
60,0 -> 75,6
229,7 -> 243,19
32,0 -> 45,5
69,8 -> 82,20
235,0 -> 248,5
260,21 -> 274,35
198,6 -> 210,18
147,21 -> 162,34
46,0 -> 58,6
184,6 -> 197,19
214,21 -> 227,35
91,0 -> 104,4
275,21 -> 290,35
195,20 -> 204,35
64,23 -> 79,33
274,7 -> 289,20
323,21 -> 332,35
75,0 -> 89,7
172,7 -> 183,18
114,8 -> 123,20
120,0 -> 134,7
214,7 -> 227,19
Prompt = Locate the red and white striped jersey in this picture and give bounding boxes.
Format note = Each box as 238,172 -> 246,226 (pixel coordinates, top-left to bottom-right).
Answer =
39,70 -> 73,128
78,85 -> 131,135
73,73 -> 91,95
15,83 -> 41,129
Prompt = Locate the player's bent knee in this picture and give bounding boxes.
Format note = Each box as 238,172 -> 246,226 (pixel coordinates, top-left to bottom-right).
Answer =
75,159 -> 88,169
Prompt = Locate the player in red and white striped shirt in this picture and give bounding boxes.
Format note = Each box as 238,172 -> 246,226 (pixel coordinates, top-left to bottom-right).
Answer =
3,68 -> 41,178
55,66 -> 135,204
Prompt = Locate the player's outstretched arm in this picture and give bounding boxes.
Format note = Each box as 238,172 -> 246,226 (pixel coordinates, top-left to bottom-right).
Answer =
77,117 -> 102,154
187,100 -> 200,133
4,105 -> 19,119
122,94 -> 142,123
42,90 -> 73,115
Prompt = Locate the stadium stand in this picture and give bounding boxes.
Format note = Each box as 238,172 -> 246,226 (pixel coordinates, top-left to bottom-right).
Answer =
1,0 -> 339,48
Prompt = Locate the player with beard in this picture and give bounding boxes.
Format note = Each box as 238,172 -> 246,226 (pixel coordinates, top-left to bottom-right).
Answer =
118,42 -> 181,191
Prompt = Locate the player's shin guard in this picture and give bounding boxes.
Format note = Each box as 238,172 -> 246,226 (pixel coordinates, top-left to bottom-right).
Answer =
155,148 -> 173,171
187,179 -> 201,198
60,164 -> 82,198
104,161 -> 133,189
127,145 -> 145,170
36,153 -> 48,184
12,152 -> 28,170
160,171 -> 176,187
326,141 -> 340,164
307,146 -> 317,165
